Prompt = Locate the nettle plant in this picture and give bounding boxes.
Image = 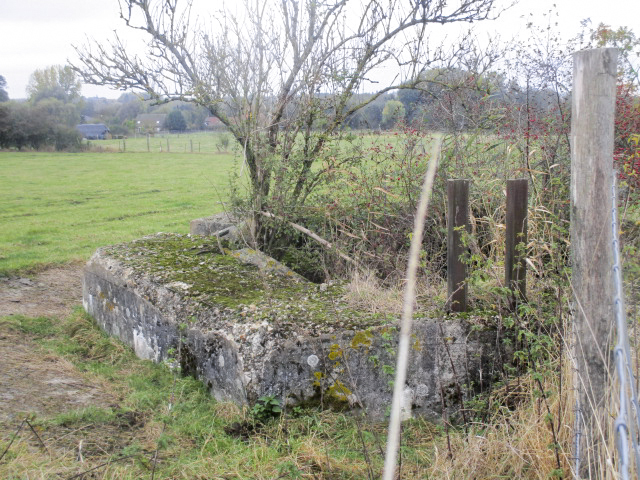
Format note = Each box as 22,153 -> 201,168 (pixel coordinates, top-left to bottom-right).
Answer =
251,395 -> 282,423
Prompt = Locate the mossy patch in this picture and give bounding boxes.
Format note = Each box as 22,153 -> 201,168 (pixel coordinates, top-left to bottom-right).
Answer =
101,233 -> 386,329
104,235 -> 271,308
328,343 -> 344,361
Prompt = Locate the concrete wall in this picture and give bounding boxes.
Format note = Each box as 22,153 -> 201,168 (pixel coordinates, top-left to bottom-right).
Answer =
83,236 -> 503,420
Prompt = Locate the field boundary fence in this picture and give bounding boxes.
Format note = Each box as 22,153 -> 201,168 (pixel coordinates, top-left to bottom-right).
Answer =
608,179 -> 639,480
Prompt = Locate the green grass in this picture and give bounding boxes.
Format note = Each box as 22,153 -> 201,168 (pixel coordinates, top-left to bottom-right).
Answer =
0,150 -> 238,274
0,310 -> 437,479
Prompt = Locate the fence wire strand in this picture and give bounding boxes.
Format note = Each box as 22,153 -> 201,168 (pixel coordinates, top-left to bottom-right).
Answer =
611,179 -> 640,480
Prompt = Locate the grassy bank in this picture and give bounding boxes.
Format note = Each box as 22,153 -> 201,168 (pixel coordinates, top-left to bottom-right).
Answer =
0,305 -> 569,479
0,151 -> 236,274
2,311 -> 433,479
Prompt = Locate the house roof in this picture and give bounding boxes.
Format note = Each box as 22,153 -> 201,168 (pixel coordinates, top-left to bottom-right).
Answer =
76,124 -> 109,136
204,116 -> 222,126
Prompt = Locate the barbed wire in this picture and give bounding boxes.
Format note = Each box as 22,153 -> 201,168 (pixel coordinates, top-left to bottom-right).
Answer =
611,179 -> 640,480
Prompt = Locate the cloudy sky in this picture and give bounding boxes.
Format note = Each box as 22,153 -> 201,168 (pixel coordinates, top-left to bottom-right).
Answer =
1,0 -> 637,100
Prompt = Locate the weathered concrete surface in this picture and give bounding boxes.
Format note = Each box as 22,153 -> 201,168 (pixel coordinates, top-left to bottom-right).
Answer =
189,212 -> 237,237
83,234 -> 502,419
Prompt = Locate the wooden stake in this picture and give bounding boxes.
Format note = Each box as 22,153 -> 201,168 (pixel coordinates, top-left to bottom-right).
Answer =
447,179 -> 470,312
505,179 -> 528,309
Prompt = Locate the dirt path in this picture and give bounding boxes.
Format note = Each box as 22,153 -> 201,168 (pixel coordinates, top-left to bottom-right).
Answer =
0,262 -> 85,318
0,263 -> 114,424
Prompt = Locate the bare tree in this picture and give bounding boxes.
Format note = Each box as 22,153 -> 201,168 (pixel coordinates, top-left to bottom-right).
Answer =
74,0 -> 502,231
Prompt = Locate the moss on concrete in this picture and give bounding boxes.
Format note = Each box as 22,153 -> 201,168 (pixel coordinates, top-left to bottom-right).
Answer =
102,233 -> 385,329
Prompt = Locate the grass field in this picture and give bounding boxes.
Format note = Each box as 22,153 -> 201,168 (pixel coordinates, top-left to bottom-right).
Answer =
91,130 -> 236,155
0,150 -> 238,274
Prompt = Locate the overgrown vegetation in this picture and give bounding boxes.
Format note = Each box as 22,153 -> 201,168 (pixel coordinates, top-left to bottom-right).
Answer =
230,15 -> 639,479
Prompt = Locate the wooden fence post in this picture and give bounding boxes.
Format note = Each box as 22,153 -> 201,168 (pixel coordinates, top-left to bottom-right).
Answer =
166,138 -> 170,153
447,179 -> 470,312
505,179 -> 528,309
147,133 -> 150,152
571,47 -> 618,477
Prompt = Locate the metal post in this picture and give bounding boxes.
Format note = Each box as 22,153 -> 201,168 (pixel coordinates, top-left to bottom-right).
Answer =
505,179 -> 528,309
447,179 -> 470,312
571,47 -> 618,478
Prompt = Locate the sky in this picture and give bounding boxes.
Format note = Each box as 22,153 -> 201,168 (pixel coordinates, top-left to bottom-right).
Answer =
0,0 -> 638,100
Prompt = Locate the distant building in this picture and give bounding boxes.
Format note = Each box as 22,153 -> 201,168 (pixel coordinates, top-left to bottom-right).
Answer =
76,123 -> 110,140
136,114 -> 167,133
203,116 -> 223,129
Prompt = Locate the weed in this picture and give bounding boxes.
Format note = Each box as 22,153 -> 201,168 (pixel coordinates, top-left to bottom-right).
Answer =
1,315 -> 55,337
251,395 -> 283,423
53,406 -> 118,427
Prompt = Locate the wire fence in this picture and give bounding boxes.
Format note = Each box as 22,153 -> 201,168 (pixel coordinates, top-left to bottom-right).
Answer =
568,175 -> 640,479
608,179 -> 640,480
611,179 -> 640,480
86,131 -> 235,155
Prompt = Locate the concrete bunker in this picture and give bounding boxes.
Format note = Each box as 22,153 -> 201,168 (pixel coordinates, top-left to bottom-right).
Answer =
83,233 -> 502,419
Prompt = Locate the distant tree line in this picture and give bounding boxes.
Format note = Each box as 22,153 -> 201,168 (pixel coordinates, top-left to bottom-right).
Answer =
0,65 -> 214,151
1,57 -> 622,153
0,63 -> 574,151
0,75 -> 8,102
0,66 -> 84,150
82,93 -> 209,136
0,100 -> 83,150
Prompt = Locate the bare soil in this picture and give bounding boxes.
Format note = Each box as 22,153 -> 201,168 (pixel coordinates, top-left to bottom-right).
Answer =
0,264 -> 153,475
0,263 -> 114,425
0,261 -> 85,319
